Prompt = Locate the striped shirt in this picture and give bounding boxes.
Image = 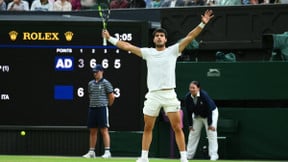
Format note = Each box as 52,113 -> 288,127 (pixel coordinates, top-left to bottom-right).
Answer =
88,78 -> 113,107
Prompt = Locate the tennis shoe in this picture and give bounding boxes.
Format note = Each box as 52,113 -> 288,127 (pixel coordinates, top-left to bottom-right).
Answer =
187,154 -> 193,160
82,151 -> 96,158
210,155 -> 219,161
180,158 -> 189,162
136,157 -> 149,162
102,151 -> 111,158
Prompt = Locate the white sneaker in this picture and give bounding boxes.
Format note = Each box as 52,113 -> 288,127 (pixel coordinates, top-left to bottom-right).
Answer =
82,151 -> 96,158
136,157 -> 149,162
187,154 -> 193,160
210,156 -> 219,161
180,159 -> 189,162
101,151 -> 111,158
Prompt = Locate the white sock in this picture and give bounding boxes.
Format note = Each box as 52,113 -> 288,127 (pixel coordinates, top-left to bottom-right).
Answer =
104,147 -> 110,153
141,150 -> 149,159
180,151 -> 187,159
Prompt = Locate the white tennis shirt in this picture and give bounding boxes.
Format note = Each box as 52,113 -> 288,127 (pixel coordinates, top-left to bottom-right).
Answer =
141,43 -> 181,92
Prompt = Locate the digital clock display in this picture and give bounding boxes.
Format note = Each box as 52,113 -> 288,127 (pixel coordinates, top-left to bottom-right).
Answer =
0,16 -> 150,131
114,33 -> 133,41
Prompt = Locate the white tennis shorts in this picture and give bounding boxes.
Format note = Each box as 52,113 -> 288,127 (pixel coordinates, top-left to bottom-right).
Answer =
143,89 -> 181,117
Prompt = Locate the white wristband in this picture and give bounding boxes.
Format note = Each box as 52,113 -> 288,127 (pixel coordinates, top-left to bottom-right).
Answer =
108,37 -> 118,46
198,22 -> 206,29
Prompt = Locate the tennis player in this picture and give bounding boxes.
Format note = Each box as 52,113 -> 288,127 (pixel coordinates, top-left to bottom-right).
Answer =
102,9 -> 214,162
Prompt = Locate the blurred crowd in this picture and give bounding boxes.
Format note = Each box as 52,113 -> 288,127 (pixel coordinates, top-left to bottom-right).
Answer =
0,0 -> 287,11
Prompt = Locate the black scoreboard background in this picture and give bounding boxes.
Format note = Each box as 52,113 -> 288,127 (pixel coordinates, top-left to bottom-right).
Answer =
0,15 -> 150,131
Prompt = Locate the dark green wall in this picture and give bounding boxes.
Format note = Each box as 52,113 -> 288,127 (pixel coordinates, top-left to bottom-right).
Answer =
146,107 -> 288,160
172,62 -> 288,160
175,62 -> 288,100
217,108 -> 288,160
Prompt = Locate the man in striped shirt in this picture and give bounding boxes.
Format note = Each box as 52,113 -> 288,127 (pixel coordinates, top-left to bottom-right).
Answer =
83,64 -> 115,159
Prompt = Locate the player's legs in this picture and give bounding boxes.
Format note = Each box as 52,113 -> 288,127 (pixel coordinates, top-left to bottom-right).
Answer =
136,115 -> 157,162
186,118 -> 203,159
142,115 -> 157,150
137,91 -> 162,162
163,90 -> 187,161
166,111 -> 187,152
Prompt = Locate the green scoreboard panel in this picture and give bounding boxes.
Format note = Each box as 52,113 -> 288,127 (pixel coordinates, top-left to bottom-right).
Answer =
0,16 -> 150,131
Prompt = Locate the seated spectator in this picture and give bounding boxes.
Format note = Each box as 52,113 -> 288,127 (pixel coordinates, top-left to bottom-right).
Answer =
0,0 -> 6,10
249,0 -> 259,4
184,0 -> 205,6
53,0 -> 72,11
275,0 -> 288,3
70,0 -> 81,10
150,0 -> 162,7
206,0 -> 216,5
130,0 -> 146,8
242,0 -> 250,4
7,0 -> 29,11
160,0 -> 185,7
30,0 -> 53,11
259,0 -> 271,4
217,0 -> 242,5
80,0 -> 96,10
110,0 -> 129,9
243,0 -> 270,4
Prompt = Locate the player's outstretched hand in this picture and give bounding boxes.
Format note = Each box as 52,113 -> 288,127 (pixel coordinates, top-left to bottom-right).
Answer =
201,9 -> 214,24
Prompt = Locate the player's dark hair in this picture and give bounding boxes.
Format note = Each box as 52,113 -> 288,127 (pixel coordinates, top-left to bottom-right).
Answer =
152,28 -> 168,38
190,80 -> 200,88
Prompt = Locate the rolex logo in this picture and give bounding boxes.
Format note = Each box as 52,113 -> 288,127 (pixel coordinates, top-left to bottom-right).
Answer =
64,31 -> 73,41
9,31 -> 18,41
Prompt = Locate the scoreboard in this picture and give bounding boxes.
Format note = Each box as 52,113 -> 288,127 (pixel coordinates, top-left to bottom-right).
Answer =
0,15 -> 150,131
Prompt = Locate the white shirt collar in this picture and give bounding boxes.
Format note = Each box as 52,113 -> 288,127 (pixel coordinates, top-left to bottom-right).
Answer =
191,91 -> 200,99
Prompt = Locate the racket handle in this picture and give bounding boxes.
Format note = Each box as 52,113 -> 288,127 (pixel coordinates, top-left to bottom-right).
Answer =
103,38 -> 107,46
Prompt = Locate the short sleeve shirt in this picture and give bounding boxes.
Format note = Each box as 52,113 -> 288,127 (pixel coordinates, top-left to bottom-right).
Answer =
141,43 -> 181,91
88,78 -> 113,107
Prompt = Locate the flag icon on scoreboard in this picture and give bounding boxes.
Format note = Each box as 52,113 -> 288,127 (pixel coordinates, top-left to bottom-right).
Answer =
54,85 -> 73,100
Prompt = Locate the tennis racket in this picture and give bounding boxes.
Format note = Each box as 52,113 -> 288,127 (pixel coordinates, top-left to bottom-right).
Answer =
97,0 -> 111,46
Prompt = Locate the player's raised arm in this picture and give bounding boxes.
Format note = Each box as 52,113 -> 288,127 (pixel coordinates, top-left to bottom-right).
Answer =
178,9 -> 214,53
102,29 -> 142,57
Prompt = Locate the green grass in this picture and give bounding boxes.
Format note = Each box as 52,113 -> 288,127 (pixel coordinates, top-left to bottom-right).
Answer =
0,156 -> 284,162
